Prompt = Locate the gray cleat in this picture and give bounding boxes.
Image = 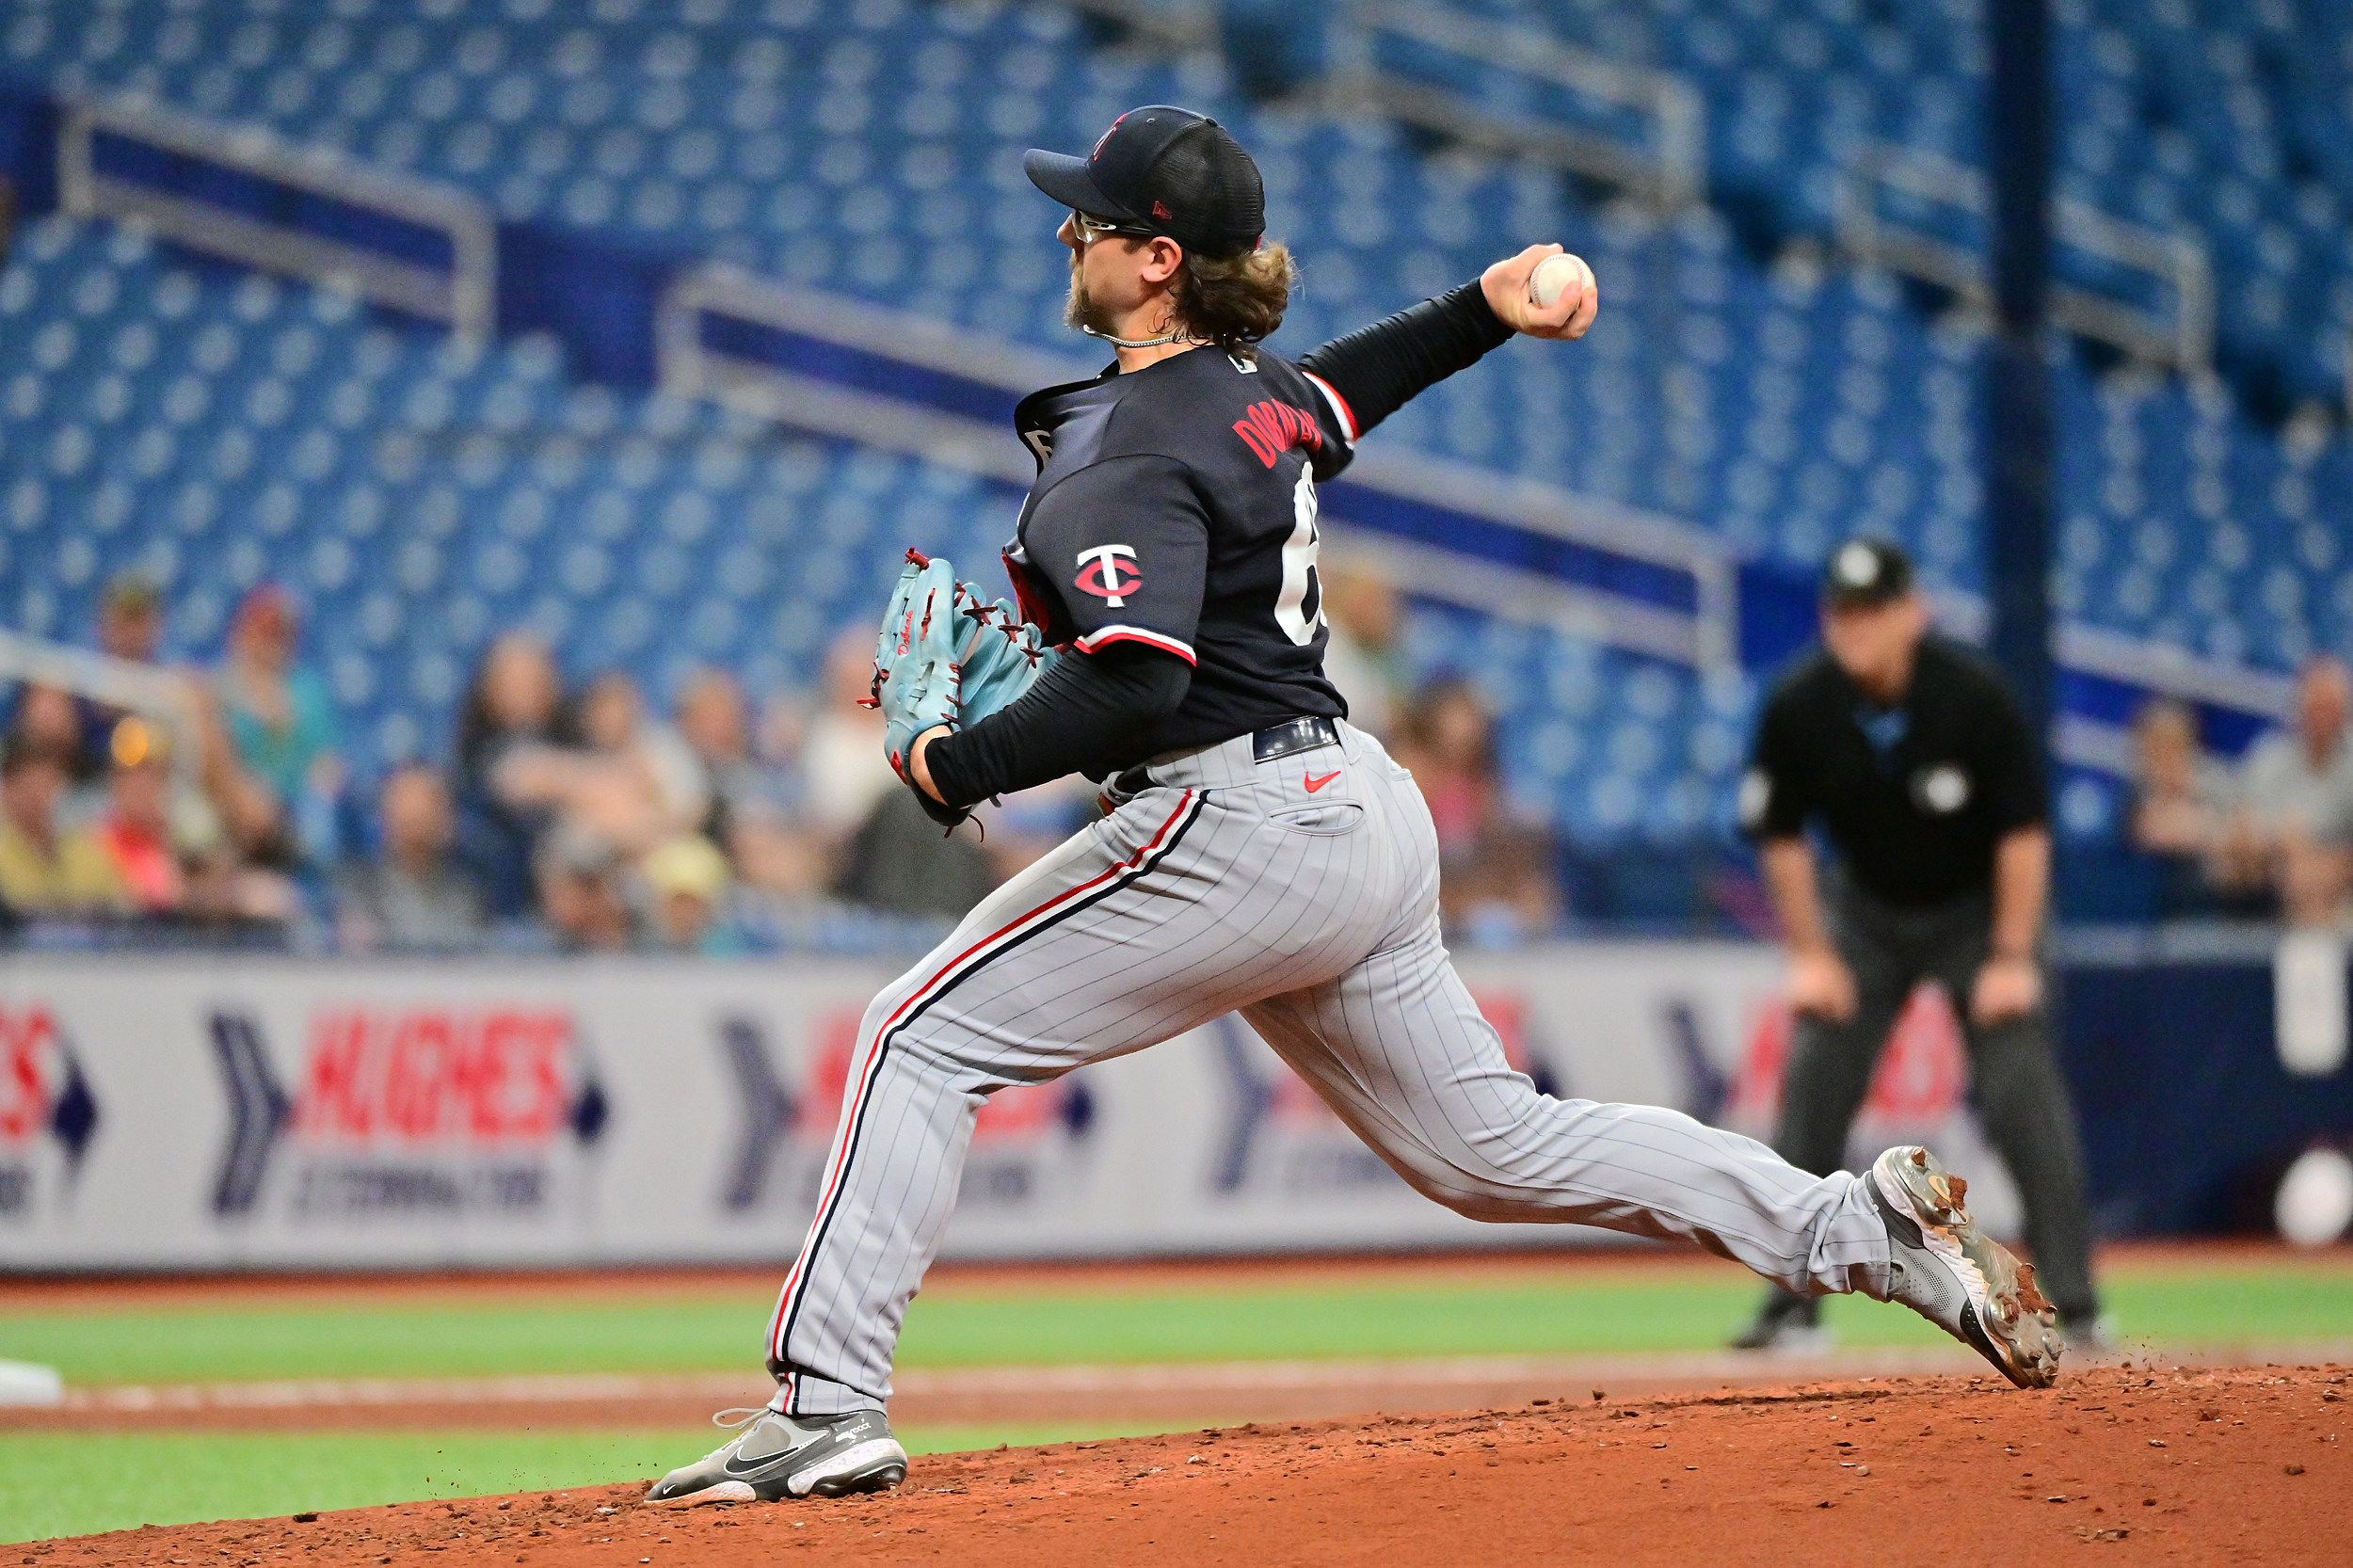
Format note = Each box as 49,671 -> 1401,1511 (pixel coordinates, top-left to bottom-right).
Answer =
1870,1144 -> 2063,1390
645,1406 -> 908,1506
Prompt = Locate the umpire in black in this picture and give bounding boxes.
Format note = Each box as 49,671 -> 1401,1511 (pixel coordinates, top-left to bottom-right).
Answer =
1731,537 -> 2100,1349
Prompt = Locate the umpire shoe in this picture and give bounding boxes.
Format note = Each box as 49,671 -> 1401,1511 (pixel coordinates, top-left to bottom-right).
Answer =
1870,1145 -> 2064,1389
646,1406 -> 907,1506
1729,1288 -> 1825,1352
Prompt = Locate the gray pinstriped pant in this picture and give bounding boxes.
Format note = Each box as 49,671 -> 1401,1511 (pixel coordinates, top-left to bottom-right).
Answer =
764,722 -> 1895,1416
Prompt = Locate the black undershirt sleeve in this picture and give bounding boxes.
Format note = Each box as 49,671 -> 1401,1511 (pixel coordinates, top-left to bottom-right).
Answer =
1297,280 -> 1514,438
921,643 -> 1193,813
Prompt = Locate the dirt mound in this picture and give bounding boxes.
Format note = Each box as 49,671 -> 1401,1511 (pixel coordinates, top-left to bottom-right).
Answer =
40,1366 -> 2350,1567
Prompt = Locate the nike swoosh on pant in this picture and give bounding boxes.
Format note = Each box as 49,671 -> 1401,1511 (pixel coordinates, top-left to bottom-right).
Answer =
1305,771 -> 1340,792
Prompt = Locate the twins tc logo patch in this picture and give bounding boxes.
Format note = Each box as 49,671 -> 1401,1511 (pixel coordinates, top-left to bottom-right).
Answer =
1232,400 -> 1322,468
1075,545 -> 1142,606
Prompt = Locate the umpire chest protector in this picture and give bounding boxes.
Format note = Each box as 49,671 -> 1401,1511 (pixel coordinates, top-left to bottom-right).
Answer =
1001,344 -> 1353,760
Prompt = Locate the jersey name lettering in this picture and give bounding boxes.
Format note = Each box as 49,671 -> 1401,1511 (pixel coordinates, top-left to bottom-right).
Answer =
1231,399 -> 1321,469
1074,544 -> 1143,606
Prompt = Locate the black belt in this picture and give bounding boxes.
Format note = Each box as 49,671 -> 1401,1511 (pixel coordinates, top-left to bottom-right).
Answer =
1250,715 -> 1339,763
1111,717 -> 1339,797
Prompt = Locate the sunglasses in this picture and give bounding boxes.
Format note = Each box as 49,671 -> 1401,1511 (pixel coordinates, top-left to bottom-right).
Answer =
1071,209 -> 1158,243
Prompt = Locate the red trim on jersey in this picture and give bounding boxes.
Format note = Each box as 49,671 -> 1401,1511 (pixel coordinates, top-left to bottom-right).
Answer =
1072,625 -> 1197,664
766,790 -> 1201,1384
1303,371 -> 1359,445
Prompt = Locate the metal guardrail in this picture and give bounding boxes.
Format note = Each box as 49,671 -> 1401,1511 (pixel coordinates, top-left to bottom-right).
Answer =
654,262 -> 1088,486
1063,0 -> 1215,50
655,263 -> 1740,670
1332,4 -> 1705,211
56,94 -> 496,344
0,631 -> 205,796
1834,142 -> 2214,373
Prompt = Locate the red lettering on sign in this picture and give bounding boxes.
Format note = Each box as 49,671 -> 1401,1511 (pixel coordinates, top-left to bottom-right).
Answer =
0,1005 -> 56,1143
1232,400 -> 1321,468
1730,985 -> 1966,1128
806,1010 -> 1070,1147
295,1007 -> 574,1146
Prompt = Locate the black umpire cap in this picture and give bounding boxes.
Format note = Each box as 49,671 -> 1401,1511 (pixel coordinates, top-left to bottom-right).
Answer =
1820,537 -> 1915,608
1024,105 -> 1265,260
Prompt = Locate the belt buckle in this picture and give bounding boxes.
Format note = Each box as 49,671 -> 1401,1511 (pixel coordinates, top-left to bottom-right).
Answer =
1253,716 -> 1333,765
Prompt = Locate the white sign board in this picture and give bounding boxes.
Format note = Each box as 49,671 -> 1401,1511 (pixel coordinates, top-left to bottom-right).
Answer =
0,946 -> 2017,1269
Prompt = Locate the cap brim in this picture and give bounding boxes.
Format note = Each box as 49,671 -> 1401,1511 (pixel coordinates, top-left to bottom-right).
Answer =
1022,149 -> 1132,221
1821,585 -> 1907,609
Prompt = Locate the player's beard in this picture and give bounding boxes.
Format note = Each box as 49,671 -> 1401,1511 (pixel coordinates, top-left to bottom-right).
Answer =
1064,265 -> 1120,337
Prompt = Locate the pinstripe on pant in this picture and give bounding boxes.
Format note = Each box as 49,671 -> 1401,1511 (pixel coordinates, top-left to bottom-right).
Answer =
764,723 -> 1894,1416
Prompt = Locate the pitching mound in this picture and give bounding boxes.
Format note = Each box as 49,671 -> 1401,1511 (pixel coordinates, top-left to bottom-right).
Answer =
46,1366 -> 2349,1567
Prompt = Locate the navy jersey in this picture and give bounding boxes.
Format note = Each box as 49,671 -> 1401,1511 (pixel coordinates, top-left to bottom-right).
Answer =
1004,345 -> 1361,759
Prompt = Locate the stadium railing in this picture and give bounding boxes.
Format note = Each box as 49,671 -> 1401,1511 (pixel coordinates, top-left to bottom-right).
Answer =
0,631 -> 204,802
1327,3 -> 1706,212
1834,141 -> 2215,376
656,260 -> 1742,672
56,92 -> 496,345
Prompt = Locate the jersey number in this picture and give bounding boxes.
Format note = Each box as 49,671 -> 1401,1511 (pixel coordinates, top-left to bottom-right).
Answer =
1274,468 -> 1324,647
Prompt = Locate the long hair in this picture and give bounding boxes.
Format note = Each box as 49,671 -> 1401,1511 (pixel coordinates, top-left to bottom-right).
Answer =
1172,240 -> 1296,351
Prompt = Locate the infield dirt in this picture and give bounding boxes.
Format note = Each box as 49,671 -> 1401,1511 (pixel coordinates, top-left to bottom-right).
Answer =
39,1364 -> 2348,1567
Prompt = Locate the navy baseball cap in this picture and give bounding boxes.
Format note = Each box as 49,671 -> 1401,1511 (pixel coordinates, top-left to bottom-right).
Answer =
1023,105 -> 1264,260
1821,537 -> 1915,608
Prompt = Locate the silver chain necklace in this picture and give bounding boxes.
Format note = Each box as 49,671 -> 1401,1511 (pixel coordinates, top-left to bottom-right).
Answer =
1081,323 -> 1195,349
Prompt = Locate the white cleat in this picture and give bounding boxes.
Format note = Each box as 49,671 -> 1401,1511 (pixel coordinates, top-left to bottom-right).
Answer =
1870,1144 -> 2063,1389
645,1406 -> 907,1507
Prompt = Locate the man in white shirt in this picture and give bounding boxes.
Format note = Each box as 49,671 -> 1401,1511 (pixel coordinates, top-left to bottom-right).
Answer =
2224,657 -> 2353,924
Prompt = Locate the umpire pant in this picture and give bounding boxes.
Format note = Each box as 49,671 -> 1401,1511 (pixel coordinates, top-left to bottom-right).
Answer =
1771,874 -> 2098,1321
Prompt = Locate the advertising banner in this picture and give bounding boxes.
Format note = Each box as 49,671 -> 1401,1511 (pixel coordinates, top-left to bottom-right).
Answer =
0,945 -> 2017,1269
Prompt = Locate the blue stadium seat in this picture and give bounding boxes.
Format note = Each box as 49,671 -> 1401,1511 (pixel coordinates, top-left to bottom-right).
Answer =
0,0 -> 2347,883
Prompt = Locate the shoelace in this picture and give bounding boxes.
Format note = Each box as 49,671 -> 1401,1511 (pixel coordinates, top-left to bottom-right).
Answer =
710,1407 -> 772,1432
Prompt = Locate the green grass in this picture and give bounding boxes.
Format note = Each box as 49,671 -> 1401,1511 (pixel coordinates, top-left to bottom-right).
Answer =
3,1255 -> 2348,1544
0,1423 -> 1186,1544
7,1260 -> 2349,1387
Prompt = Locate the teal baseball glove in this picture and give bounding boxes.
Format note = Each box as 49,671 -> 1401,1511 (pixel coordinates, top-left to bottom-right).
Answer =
949,583 -> 1057,726
866,551 -> 962,786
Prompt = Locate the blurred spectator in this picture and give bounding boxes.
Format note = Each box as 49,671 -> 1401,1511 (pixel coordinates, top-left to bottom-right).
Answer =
800,626 -> 897,849
336,766 -> 486,953
1391,677 -> 1560,943
215,584 -> 342,866
7,682 -> 94,787
833,789 -> 999,920
179,843 -> 300,926
1319,565 -> 1409,741
673,668 -> 824,899
72,572 -> 167,764
91,717 -> 184,915
2125,698 -> 2245,916
641,834 -> 744,955
535,822 -> 633,952
570,670 -> 707,853
454,632 -> 572,917
0,735 -> 127,917
2220,657 -> 2353,924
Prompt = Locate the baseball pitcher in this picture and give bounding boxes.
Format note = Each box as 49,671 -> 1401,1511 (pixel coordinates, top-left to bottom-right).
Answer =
649,105 -> 2063,1508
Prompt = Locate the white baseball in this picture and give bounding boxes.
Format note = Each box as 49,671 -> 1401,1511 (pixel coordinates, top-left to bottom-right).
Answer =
1529,252 -> 1582,310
